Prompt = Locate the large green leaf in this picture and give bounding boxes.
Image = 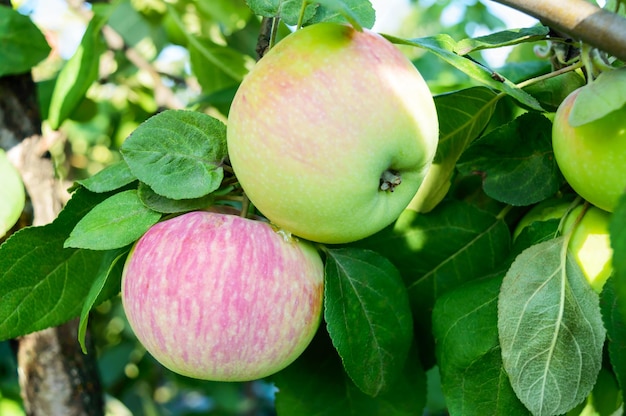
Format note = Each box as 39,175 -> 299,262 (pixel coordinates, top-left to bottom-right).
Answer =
273,331 -> 426,416
498,238 -> 606,416
570,67 -> 626,127
195,0 -> 252,34
610,193 -> 626,328
64,190 -> 161,251
356,201 -> 511,363
600,276 -> 626,405
75,160 -> 137,193
0,188 -> 122,341
457,112 -> 561,206
388,34 -> 543,111
307,0 -> 375,29
324,248 -> 413,397
433,276 -> 531,415
120,110 -> 227,200
137,183 -> 215,214
188,37 -> 253,95
409,87 -> 500,213
0,6 -> 50,76
454,26 -> 549,56
47,5 -> 110,129
77,247 -> 127,353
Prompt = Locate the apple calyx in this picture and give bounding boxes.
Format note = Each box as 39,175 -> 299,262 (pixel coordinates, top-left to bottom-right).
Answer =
380,169 -> 402,192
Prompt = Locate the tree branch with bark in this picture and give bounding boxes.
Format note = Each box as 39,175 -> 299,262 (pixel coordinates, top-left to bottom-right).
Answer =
492,0 -> 626,62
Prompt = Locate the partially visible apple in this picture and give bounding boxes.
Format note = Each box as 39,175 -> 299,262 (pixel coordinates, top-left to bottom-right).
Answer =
514,200 -> 613,293
552,87 -> 626,212
0,149 -> 25,238
227,23 -> 438,244
121,210 -> 324,381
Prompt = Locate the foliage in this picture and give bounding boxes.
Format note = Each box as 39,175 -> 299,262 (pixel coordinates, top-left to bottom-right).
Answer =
1,0 -> 625,414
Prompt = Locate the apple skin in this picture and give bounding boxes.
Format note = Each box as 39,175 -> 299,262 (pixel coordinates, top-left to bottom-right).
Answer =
552,87 -> 626,212
514,200 -> 612,293
227,23 -> 438,244
0,149 -> 25,238
121,210 -> 325,381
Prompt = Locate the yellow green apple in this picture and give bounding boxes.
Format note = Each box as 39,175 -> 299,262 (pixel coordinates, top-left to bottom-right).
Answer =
0,149 -> 25,238
552,87 -> 626,212
227,23 -> 438,244
514,200 -> 612,292
121,210 -> 324,381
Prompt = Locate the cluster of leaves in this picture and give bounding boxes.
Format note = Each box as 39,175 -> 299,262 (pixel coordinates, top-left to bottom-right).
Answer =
2,0 -> 626,415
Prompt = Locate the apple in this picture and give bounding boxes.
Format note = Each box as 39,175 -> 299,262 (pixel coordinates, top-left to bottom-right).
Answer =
0,149 -> 25,238
121,210 -> 325,381
552,87 -> 626,212
227,23 -> 438,244
514,200 -> 613,293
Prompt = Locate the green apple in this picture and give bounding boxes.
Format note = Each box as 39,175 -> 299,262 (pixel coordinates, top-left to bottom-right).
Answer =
552,87 -> 626,212
227,23 -> 438,244
514,200 -> 612,293
0,149 -> 25,238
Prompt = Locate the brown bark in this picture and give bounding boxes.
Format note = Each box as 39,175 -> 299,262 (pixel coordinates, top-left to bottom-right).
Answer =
0,2 -> 105,413
492,0 -> 626,62
16,320 -> 104,416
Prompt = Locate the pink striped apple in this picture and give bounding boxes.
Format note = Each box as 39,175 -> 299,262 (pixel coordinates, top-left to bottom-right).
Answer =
227,22 -> 438,244
121,210 -> 324,381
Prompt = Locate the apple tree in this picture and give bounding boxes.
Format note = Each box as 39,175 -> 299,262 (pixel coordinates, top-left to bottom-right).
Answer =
1,0 -> 626,415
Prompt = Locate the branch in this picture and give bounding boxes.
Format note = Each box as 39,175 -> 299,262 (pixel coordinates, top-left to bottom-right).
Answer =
491,0 -> 626,62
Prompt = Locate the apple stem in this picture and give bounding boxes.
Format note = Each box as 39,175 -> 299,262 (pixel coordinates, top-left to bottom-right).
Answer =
240,193 -> 252,218
379,170 -> 402,192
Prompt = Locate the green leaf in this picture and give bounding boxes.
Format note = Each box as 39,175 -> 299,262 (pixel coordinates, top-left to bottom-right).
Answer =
587,366 -> 624,416
137,182 -> 214,214
457,113 -> 561,206
454,26 -> 549,56
245,0 -> 318,26
611,193 -> 626,328
47,6 -> 110,129
78,248 -> 127,353
0,6 -> 51,76
64,190 -> 161,251
570,67 -> 626,127
498,238 -> 606,416
356,201 -> 511,364
195,0 -> 252,34
433,276 -> 531,415
511,219 -> 560,260
273,331 -> 426,416
387,34 -> 544,112
188,37 -> 253,95
324,248 -> 413,397
307,0 -> 376,30
75,160 -> 137,193
522,71 -> 585,112
120,110 -> 228,200
409,87 -> 500,213
107,0 -> 158,48
0,188 -> 120,341
600,276 -> 626,406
